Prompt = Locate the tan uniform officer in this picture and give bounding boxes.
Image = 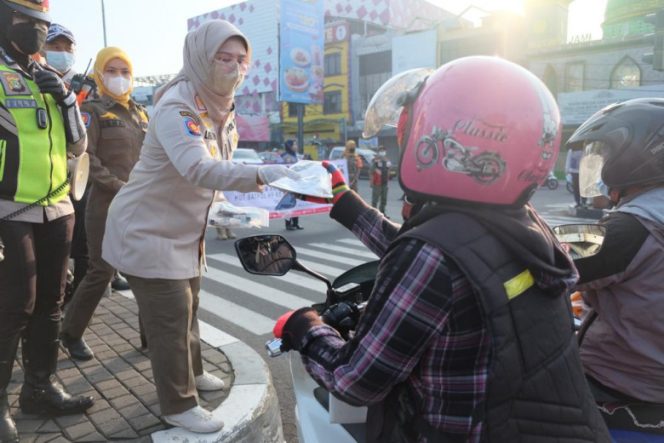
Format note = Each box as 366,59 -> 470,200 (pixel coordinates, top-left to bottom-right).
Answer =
101,20 -> 298,433
61,47 -> 147,360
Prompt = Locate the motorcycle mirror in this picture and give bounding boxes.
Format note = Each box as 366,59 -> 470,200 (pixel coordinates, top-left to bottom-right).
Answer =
553,224 -> 606,260
234,235 -> 296,276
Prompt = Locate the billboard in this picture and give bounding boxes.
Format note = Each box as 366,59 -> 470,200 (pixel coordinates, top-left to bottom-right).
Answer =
558,85 -> 664,125
279,0 -> 325,104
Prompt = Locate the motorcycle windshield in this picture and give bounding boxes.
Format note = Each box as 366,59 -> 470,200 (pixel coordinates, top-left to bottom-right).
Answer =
332,260 -> 379,291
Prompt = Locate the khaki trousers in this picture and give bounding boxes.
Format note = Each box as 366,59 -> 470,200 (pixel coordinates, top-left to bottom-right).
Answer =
124,275 -> 204,415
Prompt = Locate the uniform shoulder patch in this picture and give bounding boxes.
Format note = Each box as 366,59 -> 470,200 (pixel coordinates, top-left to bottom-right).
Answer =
183,116 -> 202,137
0,71 -> 29,96
81,112 -> 91,128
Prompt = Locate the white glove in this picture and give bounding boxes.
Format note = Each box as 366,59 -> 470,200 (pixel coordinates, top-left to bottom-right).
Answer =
257,165 -> 301,185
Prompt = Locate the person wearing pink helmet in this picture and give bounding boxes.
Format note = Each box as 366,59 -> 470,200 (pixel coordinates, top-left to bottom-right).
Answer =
273,56 -> 609,441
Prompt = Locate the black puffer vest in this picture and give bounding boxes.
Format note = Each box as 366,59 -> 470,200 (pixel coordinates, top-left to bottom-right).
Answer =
398,212 -> 609,442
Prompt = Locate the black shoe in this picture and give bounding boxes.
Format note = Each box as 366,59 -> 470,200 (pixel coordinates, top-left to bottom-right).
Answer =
111,274 -> 130,291
19,381 -> 93,416
286,225 -> 296,231
61,334 -> 93,361
295,225 -> 304,230
0,390 -> 18,443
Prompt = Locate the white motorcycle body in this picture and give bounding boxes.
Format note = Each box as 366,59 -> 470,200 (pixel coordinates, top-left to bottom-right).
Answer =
290,354 -> 366,443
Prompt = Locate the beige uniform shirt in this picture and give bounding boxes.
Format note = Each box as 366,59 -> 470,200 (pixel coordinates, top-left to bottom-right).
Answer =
102,80 -> 260,279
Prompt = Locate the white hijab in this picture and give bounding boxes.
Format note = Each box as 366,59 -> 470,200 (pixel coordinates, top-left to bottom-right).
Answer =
154,20 -> 251,126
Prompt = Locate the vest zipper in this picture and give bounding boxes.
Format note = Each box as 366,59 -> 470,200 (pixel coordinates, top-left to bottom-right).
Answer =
43,95 -> 55,205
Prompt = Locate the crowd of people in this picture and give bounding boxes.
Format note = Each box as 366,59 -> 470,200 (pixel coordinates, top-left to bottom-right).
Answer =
0,0 -> 662,441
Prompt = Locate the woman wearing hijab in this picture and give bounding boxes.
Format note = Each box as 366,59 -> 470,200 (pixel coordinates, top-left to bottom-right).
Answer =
60,47 -> 148,361
101,20 -> 296,433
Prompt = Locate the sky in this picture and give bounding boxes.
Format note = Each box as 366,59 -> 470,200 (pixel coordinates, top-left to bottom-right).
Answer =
47,0 -> 607,78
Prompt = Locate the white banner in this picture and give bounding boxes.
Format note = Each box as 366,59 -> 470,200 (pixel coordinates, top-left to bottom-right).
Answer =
224,159 -> 348,219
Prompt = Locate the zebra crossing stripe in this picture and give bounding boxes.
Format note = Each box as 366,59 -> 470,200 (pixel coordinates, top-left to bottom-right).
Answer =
207,253 -> 326,294
198,289 -> 274,335
297,258 -> 346,277
203,266 -> 316,308
308,243 -> 377,259
338,238 -> 365,247
295,246 -> 366,266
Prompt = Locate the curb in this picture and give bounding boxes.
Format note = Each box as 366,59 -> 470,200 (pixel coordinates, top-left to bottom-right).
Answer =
116,291 -> 283,442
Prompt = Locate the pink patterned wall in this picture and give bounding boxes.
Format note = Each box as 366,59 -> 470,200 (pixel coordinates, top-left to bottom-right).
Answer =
324,0 -> 454,30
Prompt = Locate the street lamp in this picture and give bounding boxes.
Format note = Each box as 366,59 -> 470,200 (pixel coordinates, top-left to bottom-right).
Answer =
101,0 -> 108,47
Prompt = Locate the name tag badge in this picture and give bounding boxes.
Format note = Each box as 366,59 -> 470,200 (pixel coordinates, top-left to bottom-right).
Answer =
100,119 -> 126,128
5,98 -> 37,108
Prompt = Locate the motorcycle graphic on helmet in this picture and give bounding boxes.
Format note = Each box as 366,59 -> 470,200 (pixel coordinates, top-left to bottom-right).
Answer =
415,126 -> 506,184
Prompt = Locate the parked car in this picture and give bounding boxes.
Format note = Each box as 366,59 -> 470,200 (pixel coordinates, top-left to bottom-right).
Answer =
232,148 -> 264,165
258,151 -> 285,164
327,146 -> 395,179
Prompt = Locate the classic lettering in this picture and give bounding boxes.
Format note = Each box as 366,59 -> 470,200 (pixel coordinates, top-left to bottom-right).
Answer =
453,119 -> 508,143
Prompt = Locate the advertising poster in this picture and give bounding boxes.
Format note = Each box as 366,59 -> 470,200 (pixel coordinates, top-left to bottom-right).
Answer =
224,160 -> 348,219
279,0 -> 325,104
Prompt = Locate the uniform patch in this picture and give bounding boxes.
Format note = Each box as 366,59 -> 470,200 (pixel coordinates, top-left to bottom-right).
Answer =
179,110 -> 198,119
183,116 -> 202,137
194,95 -> 207,112
4,98 -> 36,108
0,72 -> 29,96
81,112 -> 91,127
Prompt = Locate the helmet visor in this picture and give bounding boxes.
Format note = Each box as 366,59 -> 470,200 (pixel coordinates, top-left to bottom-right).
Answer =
362,68 -> 433,139
579,142 -> 607,198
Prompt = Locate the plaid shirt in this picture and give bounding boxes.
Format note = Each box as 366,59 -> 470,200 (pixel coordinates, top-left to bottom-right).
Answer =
300,204 -> 490,442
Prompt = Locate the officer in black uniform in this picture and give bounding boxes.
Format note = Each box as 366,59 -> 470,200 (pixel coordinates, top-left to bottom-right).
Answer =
0,1 -> 94,441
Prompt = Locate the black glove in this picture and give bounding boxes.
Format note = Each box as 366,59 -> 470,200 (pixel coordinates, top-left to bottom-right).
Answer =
275,307 -> 323,352
34,69 -> 70,104
321,301 -> 360,337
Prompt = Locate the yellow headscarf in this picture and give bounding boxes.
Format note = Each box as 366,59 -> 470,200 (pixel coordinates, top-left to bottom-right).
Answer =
93,47 -> 134,106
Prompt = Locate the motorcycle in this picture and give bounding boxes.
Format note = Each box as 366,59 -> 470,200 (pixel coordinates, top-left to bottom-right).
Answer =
543,171 -> 559,190
235,233 -> 664,443
554,225 -> 664,443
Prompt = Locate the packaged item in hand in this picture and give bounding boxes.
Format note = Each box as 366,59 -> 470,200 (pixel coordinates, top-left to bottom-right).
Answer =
208,201 -> 269,228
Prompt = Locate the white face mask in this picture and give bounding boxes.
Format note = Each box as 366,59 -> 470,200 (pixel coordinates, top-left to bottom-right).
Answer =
46,50 -> 75,73
378,150 -> 386,157
103,74 -> 132,96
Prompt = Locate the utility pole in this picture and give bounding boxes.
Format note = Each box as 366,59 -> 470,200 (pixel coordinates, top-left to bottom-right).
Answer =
101,0 -> 108,47
296,103 -> 304,155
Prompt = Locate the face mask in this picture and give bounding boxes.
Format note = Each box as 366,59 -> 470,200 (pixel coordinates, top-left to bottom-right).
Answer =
103,74 -> 132,96
8,22 -> 47,55
210,61 -> 243,95
378,150 -> 386,157
46,51 -> 75,73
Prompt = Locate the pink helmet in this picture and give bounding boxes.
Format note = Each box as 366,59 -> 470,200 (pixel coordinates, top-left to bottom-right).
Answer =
364,56 -> 561,206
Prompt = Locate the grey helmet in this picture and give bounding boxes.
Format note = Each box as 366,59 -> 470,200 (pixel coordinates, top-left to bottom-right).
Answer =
567,98 -> 664,190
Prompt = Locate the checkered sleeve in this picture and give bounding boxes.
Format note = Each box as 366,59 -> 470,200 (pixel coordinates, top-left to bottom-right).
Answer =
300,238 -> 453,405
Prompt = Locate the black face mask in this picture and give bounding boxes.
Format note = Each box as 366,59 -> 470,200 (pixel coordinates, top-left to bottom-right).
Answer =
7,22 -> 47,55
